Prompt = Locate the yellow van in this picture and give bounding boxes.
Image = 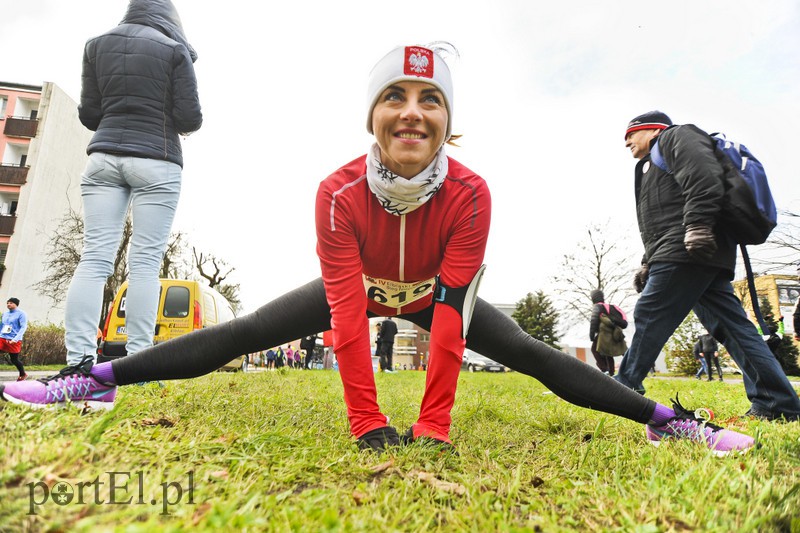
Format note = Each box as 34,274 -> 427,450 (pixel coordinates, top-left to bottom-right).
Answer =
99,279 -> 243,370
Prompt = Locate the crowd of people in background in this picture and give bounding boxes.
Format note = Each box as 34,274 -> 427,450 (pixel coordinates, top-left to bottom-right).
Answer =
245,344 -> 318,371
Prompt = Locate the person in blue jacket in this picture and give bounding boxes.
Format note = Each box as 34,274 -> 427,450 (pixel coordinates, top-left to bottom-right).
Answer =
1,298 -> 28,381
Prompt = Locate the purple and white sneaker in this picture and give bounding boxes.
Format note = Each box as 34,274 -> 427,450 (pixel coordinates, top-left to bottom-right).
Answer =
646,396 -> 754,456
1,355 -> 116,411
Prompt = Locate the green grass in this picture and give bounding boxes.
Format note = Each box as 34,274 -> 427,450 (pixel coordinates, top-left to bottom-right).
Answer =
1,371 -> 799,532
0,364 -> 64,372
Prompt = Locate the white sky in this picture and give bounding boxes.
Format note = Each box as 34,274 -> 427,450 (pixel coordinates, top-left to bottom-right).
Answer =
3,0 -> 799,315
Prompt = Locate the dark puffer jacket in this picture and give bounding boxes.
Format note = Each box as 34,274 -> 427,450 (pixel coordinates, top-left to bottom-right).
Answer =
634,124 -> 736,274
78,0 -> 202,168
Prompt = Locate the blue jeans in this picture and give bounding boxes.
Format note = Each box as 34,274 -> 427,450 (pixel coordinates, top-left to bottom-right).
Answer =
616,262 -> 800,416
65,153 -> 181,364
695,357 -> 708,378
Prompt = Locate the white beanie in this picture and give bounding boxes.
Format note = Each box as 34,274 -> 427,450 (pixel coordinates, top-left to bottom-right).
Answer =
366,45 -> 453,140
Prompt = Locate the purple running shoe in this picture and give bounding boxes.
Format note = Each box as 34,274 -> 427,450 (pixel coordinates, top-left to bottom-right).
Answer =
646,396 -> 754,456
1,355 -> 116,411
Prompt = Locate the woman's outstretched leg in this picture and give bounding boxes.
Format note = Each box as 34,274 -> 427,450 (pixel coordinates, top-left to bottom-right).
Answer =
458,298 -> 754,455
466,298 -> 656,423
112,278 -> 331,384
0,279 -> 332,408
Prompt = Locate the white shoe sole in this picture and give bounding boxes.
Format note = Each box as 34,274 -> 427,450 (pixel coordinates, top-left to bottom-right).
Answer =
646,437 -> 751,457
2,393 -> 115,411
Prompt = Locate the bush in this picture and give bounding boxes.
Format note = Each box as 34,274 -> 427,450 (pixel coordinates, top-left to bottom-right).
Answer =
19,322 -> 66,365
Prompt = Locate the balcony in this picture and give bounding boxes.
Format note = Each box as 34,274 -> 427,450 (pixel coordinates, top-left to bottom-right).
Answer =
3,116 -> 39,138
0,214 -> 17,236
0,164 -> 29,185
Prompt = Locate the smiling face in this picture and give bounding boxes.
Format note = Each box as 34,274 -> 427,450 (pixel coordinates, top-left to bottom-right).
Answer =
625,128 -> 662,160
371,81 -> 448,178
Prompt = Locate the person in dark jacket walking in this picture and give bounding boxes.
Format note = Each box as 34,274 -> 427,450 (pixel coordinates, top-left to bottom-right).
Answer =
378,318 -> 398,373
301,334 -> 317,369
616,111 -> 800,421
588,289 -> 627,376
699,333 -> 723,381
64,0 -> 202,366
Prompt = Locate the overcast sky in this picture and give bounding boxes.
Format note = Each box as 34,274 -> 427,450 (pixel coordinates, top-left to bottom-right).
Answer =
3,0 -> 799,317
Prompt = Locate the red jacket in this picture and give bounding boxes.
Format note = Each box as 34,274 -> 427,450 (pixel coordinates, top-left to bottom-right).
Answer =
315,154 -> 491,439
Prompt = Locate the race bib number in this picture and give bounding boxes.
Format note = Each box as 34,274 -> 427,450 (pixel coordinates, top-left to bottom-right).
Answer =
363,275 -> 435,309
1,325 -> 11,334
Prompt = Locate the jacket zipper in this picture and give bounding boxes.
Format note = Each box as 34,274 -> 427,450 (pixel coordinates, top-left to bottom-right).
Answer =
398,215 -> 406,313
399,214 -> 406,280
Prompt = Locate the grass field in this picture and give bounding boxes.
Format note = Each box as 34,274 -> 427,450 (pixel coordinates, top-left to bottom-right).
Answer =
0,364 -> 64,373
1,369 -> 799,532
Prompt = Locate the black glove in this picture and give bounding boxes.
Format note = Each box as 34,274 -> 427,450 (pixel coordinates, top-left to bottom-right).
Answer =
401,427 -> 458,454
684,224 -> 717,262
633,264 -> 649,293
357,426 -> 400,452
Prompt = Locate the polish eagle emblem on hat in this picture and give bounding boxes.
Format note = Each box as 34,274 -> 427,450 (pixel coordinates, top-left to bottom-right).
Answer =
408,52 -> 429,73
404,47 -> 434,78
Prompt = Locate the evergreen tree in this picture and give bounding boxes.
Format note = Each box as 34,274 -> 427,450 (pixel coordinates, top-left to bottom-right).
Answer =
512,291 -> 561,349
664,312 -> 705,375
759,297 -> 800,376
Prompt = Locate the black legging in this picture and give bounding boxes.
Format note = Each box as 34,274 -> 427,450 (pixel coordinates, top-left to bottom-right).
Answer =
113,278 -> 656,424
7,352 -> 24,376
704,353 -> 723,380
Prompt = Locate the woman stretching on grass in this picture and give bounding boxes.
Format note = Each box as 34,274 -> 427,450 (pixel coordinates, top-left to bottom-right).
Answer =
1,42 -> 754,456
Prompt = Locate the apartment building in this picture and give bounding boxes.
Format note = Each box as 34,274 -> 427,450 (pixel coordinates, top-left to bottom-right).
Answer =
733,273 -> 800,336
0,81 -> 90,324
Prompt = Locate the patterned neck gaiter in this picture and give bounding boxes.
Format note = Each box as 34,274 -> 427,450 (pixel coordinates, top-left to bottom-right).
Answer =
366,143 -> 448,215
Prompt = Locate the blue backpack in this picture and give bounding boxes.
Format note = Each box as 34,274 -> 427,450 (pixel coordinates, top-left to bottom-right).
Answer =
650,125 -> 777,245
650,125 -> 778,339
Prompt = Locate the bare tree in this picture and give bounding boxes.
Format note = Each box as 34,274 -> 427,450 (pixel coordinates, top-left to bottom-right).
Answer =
550,221 -> 640,328
192,247 -> 234,288
33,206 -> 132,327
32,207 -> 86,303
749,210 -> 800,274
160,231 -> 192,279
192,246 -> 242,314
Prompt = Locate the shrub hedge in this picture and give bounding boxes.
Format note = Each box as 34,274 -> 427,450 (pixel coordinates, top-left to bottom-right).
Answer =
18,322 -> 67,365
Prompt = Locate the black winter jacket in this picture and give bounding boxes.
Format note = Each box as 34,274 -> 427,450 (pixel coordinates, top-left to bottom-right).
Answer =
634,124 -> 736,273
79,0 -> 202,168
699,333 -> 718,354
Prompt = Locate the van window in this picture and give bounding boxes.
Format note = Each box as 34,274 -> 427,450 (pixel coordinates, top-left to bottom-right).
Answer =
117,290 -> 128,318
203,292 -> 217,323
163,286 -> 191,318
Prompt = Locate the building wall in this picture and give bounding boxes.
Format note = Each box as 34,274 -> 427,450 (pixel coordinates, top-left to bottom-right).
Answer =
3,82 -> 90,325
733,274 -> 800,336
0,84 -> 40,164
